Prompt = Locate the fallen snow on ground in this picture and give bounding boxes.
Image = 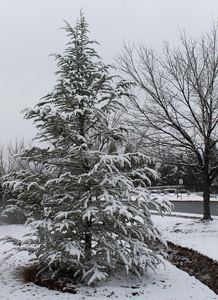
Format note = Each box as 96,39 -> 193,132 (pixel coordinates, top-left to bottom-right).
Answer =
152,214 -> 218,262
1,218 -> 218,299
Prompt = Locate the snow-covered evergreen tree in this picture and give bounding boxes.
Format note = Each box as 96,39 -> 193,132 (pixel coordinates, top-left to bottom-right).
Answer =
2,12 -> 171,285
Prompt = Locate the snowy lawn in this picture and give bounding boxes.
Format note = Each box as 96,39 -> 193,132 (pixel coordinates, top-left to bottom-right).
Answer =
152,214 -> 218,262
0,216 -> 218,300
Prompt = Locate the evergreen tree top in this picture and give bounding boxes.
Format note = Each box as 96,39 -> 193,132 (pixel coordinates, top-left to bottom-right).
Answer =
54,11 -> 103,78
23,12 -> 130,151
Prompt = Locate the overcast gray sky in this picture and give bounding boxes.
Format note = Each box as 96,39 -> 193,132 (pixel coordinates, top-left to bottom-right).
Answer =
0,0 -> 217,146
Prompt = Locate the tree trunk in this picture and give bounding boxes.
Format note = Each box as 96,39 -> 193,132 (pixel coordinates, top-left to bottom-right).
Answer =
202,173 -> 212,220
84,218 -> 92,262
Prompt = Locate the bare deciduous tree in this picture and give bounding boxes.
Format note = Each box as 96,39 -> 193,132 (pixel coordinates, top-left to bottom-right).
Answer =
0,138 -> 42,177
118,24 -> 218,220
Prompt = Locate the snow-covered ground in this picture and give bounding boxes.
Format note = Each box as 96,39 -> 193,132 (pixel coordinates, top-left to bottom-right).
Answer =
152,214 -> 218,262
0,214 -> 218,299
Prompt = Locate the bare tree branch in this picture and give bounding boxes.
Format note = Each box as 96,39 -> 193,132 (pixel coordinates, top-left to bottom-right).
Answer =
117,23 -> 218,219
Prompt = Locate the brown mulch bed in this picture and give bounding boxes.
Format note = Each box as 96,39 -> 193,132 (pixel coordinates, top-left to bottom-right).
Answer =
167,241 -> 218,295
21,267 -> 78,294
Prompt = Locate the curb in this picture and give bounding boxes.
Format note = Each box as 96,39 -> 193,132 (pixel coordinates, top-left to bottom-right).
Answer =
151,211 -> 218,220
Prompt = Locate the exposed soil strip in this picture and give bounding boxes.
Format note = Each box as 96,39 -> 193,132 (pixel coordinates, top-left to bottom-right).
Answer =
167,241 -> 218,295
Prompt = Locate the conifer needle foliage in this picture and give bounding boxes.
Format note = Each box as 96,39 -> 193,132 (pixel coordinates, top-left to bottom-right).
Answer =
2,12 -> 171,285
